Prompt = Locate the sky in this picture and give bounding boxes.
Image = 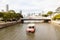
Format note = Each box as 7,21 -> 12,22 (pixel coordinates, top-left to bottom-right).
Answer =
0,0 -> 60,15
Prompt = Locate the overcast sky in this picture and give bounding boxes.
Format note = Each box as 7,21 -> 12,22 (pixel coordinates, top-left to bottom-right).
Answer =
0,0 -> 60,15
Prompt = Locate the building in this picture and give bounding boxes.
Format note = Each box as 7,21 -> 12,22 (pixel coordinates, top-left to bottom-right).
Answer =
6,4 -> 9,11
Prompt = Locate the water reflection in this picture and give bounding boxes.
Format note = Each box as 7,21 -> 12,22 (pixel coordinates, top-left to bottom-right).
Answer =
26,33 -> 35,40
54,25 -> 60,40
0,23 -> 60,40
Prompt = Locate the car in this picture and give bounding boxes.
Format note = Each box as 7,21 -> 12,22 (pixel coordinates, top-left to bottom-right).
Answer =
26,24 -> 35,33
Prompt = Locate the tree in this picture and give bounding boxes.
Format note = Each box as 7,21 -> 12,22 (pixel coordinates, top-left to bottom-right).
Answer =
14,13 -> 23,21
52,14 -> 60,20
0,12 -> 4,17
1,10 -> 23,22
8,10 -> 15,13
47,11 -> 53,15
42,14 -> 48,17
56,7 -> 60,13
2,13 -> 9,22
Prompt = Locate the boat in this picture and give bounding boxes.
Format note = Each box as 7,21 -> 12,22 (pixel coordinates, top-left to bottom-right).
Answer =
26,24 -> 35,33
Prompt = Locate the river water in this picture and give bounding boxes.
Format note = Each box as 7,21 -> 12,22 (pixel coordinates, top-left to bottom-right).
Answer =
0,22 -> 60,40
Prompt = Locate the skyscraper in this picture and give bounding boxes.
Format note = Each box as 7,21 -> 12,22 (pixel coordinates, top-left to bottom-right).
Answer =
20,10 -> 22,14
6,4 -> 9,11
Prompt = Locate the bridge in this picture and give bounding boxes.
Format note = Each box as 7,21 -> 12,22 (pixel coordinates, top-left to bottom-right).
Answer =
21,18 -> 51,23
21,18 -> 51,21
20,16 -> 51,23
21,16 -> 51,20
21,18 -> 51,20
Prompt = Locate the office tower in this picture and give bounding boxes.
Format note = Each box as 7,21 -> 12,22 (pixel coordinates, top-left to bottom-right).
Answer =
6,4 -> 9,11
20,10 -> 22,14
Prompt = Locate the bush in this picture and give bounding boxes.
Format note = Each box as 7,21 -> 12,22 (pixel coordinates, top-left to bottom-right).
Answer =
1,10 -> 23,22
42,14 -> 48,17
52,14 -> 60,20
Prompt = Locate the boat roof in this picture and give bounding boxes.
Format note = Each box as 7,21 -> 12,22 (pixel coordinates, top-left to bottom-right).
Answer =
27,24 -> 35,26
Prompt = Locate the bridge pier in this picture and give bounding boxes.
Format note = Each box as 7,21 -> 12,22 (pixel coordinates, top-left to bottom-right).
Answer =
44,19 -> 51,23
21,19 -> 24,23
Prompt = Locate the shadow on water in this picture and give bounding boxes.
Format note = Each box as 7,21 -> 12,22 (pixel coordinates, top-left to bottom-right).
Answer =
26,33 -> 35,40
54,25 -> 60,40
0,23 -> 23,32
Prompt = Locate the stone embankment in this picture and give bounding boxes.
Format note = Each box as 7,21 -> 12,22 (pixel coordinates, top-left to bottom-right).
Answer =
0,19 -> 22,28
51,20 -> 60,27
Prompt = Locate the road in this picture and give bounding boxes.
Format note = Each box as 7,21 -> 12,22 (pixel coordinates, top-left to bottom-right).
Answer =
0,23 -> 60,40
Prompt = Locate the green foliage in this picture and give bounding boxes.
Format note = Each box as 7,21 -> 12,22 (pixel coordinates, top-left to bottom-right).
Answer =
2,13 -> 9,22
52,14 -> 60,20
47,11 -> 53,15
42,14 -> 48,17
0,10 -> 23,22
8,10 -> 15,13
0,12 -> 4,17
42,11 -> 53,17
18,13 -> 23,18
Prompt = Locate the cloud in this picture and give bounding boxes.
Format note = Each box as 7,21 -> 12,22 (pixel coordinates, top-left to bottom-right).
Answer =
0,0 -> 60,14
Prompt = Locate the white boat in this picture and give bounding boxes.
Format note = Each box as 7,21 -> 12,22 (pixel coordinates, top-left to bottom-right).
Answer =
26,24 -> 35,33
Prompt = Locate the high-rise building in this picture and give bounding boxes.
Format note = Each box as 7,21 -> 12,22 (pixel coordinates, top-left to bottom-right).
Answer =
6,4 -> 9,11
20,10 -> 22,14
56,7 -> 60,13
1,9 -> 4,12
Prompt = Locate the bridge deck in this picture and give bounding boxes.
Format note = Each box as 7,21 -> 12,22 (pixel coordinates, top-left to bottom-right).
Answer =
21,18 -> 51,20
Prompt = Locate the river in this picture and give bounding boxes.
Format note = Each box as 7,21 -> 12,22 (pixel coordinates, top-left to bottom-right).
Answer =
0,22 -> 60,40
